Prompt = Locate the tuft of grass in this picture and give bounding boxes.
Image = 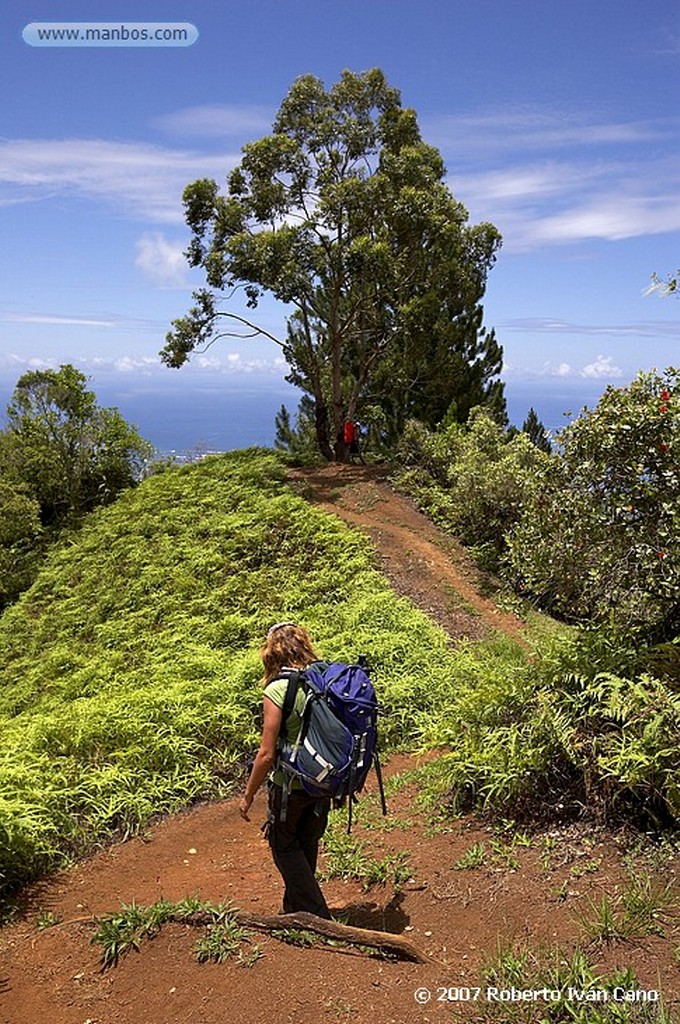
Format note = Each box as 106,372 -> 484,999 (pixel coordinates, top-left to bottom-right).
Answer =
323,995 -> 358,1017
321,813 -> 412,891
570,858 -> 602,878
35,909 -> 62,930
271,927 -> 318,948
575,873 -> 677,946
467,939 -> 674,1023
194,919 -> 254,964
91,897 -> 251,969
453,842 -> 487,870
575,894 -> 627,946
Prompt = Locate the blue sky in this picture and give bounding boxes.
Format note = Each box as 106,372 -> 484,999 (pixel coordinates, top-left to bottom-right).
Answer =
1,0 -> 679,440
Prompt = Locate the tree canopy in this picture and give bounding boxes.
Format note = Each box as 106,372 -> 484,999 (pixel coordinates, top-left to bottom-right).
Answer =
0,364 -> 152,526
162,68 -> 504,459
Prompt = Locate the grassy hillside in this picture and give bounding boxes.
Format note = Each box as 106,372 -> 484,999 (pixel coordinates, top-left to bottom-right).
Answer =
1,449 -> 504,902
2,448 -> 678,912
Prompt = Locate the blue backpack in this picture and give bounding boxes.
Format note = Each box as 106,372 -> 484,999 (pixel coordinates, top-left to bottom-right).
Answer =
276,657 -> 387,832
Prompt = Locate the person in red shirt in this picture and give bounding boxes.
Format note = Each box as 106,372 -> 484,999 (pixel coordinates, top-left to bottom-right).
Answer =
343,419 -> 364,463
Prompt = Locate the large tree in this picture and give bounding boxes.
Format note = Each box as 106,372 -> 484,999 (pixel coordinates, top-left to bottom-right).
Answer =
162,68 -> 503,460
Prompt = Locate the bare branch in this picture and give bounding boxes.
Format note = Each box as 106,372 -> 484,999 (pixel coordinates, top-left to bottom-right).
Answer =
210,312 -> 285,348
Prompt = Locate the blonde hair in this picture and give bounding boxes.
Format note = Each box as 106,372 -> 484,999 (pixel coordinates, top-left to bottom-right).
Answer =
260,623 -> 319,685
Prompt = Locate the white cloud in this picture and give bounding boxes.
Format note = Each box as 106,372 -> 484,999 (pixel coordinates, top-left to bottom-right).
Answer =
432,107 -> 680,250
0,352 -> 56,371
427,109 -> 677,161
0,310 -> 166,332
153,103 -> 273,139
581,355 -> 624,379
452,162 -> 602,204
2,312 -> 115,327
112,356 -> 161,373
527,194 -> 680,246
135,232 -> 188,286
0,138 -> 238,223
503,318 -> 680,338
452,159 -> 680,250
544,361 -> 574,377
195,355 -> 223,370
0,352 -> 288,377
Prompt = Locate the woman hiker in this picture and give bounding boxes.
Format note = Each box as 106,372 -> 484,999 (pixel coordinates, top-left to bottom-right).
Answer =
239,622 -> 332,919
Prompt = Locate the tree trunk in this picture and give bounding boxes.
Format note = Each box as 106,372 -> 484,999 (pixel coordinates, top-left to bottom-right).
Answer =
334,435 -> 349,462
314,394 -> 334,461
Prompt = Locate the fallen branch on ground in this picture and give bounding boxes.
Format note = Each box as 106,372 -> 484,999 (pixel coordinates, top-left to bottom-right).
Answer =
234,910 -> 443,964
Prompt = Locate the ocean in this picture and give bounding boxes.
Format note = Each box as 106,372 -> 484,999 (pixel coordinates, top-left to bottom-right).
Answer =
95,380 -> 300,454
0,375 -> 609,456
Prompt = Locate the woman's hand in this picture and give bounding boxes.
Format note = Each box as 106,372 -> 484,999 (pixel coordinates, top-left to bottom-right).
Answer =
239,795 -> 253,821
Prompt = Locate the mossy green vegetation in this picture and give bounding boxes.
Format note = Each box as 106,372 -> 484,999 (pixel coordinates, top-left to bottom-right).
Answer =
0,449 -> 467,904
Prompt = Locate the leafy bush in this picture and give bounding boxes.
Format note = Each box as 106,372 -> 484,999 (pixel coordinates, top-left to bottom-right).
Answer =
0,479 -> 44,605
394,409 -> 550,568
416,627 -> 680,827
0,364 -> 152,526
508,368 -> 680,639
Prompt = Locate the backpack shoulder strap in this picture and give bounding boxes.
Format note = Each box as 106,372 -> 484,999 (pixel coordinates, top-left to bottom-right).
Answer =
281,669 -> 302,727
273,668 -> 307,750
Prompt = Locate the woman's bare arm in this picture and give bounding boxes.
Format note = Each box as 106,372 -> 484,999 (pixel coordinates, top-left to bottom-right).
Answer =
239,696 -> 283,821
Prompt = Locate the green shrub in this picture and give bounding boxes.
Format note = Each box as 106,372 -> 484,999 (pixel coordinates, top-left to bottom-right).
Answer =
415,627 -> 680,826
508,368 -> 680,639
394,409 -> 550,569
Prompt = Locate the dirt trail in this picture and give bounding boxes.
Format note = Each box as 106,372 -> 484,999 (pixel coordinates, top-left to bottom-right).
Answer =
1,465 -> 679,1024
288,463 -> 526,644
4,760 -> 676,1024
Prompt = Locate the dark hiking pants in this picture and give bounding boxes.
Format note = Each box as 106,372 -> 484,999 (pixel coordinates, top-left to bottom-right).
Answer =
266,783 -> 331,919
